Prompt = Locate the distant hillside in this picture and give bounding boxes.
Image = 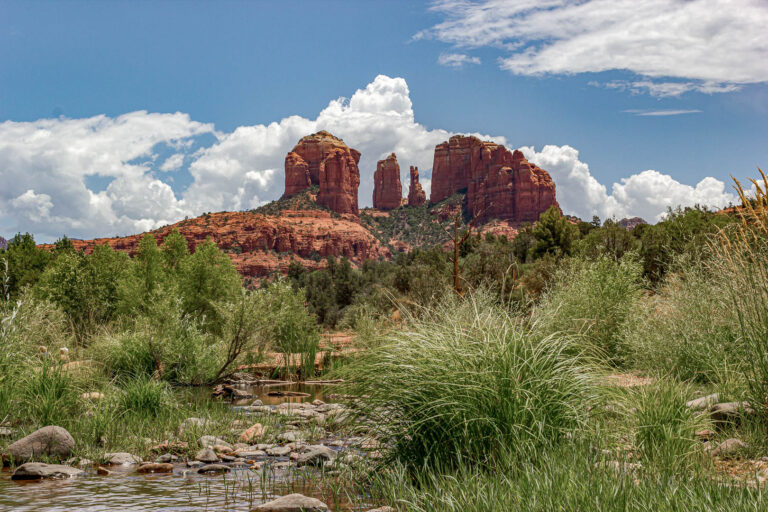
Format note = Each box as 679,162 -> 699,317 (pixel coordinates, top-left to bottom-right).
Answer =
0,236 -> 7,251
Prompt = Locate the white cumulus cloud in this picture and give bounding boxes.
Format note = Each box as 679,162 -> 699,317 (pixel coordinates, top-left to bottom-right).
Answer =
0,75 -> 739,242
419,0 -> 768,95
520,145 -> 737,222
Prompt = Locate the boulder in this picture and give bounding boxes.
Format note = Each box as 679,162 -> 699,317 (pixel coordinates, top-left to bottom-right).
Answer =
266,445 -> 292,457
254,493 -> 330,511
12,462 -> 84,480
295,445 -> 335,467
195,448 -> 220,464
407,166 -> 426,207
373,153 -> 403,210
7,426 -> 75,461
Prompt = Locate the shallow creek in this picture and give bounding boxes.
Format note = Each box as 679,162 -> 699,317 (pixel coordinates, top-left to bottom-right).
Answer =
0,383 -> 362,511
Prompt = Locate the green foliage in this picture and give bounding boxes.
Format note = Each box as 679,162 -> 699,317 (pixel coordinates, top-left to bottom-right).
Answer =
577,219 -> 639,260
535,256 -> 643,364
631,379 -> 705,474
35,245 -> 130,340
343,291 -> 594,470
177,237 -> 241,331
621,263 -> 740,383
531,206 -> 579,259
20,365 -> 79,428
0,233 -> 52,300
116,375 -> 172,417
160,228 -> 189,271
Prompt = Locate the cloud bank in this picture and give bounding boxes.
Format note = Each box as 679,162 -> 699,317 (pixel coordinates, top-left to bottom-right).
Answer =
0,75 -> 737,241
418,0 -> 768,96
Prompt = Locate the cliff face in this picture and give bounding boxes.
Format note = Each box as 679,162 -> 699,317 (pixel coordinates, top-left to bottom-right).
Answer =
372,153 -> 402,210
50,210 -> 388,278
407,166 -> 426,207
282,131 -> 361,215
430,135 -> 558,223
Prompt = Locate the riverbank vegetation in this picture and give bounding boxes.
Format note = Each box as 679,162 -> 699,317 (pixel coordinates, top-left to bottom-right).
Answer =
2,174 -> 768,510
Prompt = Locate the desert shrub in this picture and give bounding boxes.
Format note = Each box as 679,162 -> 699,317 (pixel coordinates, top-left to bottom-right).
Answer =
631,379 -> 706,474
621,263 -> 740,383
343,291 -> 594,470
534,256 -> 643,364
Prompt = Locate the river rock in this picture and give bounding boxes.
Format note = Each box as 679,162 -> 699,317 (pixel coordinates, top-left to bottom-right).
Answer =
296,446 -> 335,467
711,438 -> 748,457
366,508 -> 394,512
80,392 -> 105,401
8,426 -> 75,461
267,446 -> 292,457
686,394 -> 719,411
197,463 -> 231,474
239,423 -> 265,443
195,448 -> 219,463
106,452 -> 141,465
254,493 -> 330,511
199,436 -> 232,450
12,462 -> 84,480
137,463 -> 174,473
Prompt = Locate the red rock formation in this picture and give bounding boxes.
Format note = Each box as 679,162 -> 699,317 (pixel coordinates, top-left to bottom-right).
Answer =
407,166 -> 426,207
317,148 -> 360,215
282,131 -> 361,215
41,210 -> 388,278
372,153 -> 402,210
284,152 -> 311,197
430,135 -> 558,223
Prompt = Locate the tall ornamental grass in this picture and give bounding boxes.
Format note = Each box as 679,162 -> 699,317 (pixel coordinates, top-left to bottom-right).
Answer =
533,256 -> 642,365
344,291 -> 595,469
620,263 -> 740,384
716,170 -> 768,415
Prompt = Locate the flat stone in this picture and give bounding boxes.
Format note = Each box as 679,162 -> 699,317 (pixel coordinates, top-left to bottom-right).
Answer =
105,452 -> 141,465
296,446 -> 335,467
186,460 -> 203,467
686,393 -> 719,411
8,426 -> 75,461
235,450 -> 266,459
366,508 -> 394,512
154,453 -> 178,463
12,463 -> 84,480
711,438 -> 748,457
266,446 -> 292,457
179,417 -> 214,434
137,463 -> 174,474
195,448 -> 219,463
239,423 -> 265,443
254,493 -> 330,511
97,466 -> 113,476
80,392 -> 105,401
197,463 -> 231,474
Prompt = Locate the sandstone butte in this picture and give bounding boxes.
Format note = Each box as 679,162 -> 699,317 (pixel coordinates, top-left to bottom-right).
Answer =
283,131 -> 361,215
40,210 -> 389,278
372,153 -> 403,210
407,166 -> 426,207
429,135 -> 559,223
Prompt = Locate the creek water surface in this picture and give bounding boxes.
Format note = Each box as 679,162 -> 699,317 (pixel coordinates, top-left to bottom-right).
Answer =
0,383 -> 360,511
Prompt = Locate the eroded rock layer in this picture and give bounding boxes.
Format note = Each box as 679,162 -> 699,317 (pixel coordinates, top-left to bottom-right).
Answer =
430,135 -> 558,223
407,166 -> 426,207
42,210 -> 388,278
283,131 -> 361,215
372,153 -> 402,210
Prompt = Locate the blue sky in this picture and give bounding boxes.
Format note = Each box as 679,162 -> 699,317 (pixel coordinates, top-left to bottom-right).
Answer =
1,0 -> 766,241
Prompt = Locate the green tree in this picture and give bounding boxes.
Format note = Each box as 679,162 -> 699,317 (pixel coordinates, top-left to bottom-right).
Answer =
0,233 -> 52,300
160,229 -> 190,271
177,237 -> 241,330
531,206 -> 579,259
